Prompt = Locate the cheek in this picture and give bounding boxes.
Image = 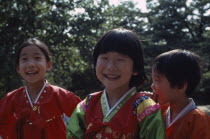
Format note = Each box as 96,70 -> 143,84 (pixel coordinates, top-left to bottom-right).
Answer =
153,83 -> 161,93
17,64 -> 24,71
95,65 -> 102,78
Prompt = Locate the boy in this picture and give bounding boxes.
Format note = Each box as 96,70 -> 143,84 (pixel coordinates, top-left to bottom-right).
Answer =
151,49 -> 210,139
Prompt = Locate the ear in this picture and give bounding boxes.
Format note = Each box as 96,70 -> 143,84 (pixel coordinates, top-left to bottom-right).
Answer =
177,82 -> 188,94
46,61 -> 53,72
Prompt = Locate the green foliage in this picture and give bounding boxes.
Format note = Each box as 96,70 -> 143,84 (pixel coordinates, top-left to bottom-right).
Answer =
0,0 -> 209,104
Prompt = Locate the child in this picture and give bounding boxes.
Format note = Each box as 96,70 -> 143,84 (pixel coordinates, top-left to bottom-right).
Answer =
0,38 -> 81,139
151,49 -> 210,139
66,28 -> 165,138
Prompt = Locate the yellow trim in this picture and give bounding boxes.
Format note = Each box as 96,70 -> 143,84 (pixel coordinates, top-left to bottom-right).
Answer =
137,99 -> 156,115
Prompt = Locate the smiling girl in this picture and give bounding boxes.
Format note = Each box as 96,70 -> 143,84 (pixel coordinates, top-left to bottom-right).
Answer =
0,38 -> 81,139
66,28 -> 165,139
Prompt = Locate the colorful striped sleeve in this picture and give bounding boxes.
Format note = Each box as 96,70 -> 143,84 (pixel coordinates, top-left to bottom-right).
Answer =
133,96 -> 166,139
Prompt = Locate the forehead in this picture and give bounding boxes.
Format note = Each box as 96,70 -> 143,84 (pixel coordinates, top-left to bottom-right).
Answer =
20,45 -> 43,55
100,52 -> 133,59
152,67 -> 162,77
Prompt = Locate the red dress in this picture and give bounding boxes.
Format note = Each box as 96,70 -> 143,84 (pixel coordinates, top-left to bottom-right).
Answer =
0,83 -> 81,139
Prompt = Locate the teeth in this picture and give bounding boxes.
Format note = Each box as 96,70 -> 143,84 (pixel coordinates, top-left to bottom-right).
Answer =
26,71 -> 38,75
105,75 -> 119,78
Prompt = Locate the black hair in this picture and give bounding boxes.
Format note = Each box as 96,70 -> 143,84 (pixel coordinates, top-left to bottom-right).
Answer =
93,28 -> 148,88
15,38 -> 52,68
152,49 -> 202,96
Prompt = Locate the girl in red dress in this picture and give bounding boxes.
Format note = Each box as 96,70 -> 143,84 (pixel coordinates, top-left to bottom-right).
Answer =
0,38 -> 81,139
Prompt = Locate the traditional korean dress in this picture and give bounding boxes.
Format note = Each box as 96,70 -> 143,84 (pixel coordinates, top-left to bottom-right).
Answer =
161,98 -> 210,139
66,87 -> 165,139
0,82 -> 81,139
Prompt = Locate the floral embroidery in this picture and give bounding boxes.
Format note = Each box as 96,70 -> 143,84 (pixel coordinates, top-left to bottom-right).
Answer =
96,133 -> 102,139
113,131 -> 121,138
87,123 -> 93,130
105,126 -> 112,134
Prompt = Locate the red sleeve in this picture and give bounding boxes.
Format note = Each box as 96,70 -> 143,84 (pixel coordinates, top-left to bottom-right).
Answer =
56,87 -> 81,117
0,91 -> 16,138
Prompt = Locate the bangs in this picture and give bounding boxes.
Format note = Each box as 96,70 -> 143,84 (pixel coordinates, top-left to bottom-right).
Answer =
97,31 -> 138,57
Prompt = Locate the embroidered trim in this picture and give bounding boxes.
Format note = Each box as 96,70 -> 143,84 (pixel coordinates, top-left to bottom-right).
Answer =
133,96 -> 150,116
25,81 -> 47,109
137,99 -> 156,114
80,94 -> 92,112
102,88 -> 136,122
137,104 -> 160,122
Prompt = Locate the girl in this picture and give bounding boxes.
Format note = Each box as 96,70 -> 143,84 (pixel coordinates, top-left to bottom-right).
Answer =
0,38 -> 81,139
66,28 -> 165,138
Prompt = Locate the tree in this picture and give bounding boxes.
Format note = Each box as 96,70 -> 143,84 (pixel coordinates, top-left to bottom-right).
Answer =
0,0 -> 85,94
145,0 -> 189,46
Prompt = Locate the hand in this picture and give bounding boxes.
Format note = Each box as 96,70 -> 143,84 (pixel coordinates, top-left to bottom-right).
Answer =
139,91 -> 158,102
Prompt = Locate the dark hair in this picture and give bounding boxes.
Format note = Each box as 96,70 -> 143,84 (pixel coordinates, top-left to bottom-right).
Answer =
152,49 -> 202,96
93,28 -> 148,88
15,38 -> 52,67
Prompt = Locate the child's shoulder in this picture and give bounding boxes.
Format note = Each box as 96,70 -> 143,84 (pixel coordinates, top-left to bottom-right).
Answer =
89,91 -> 103,97
82,91 -> 103,103
133,92 -> 157,106
7,87 -> 24,96
183,108 -> 210,129
79,91 -> 103,111
47,84 -> 73,94
0,87 -> 25,102
190,108 -> 210,118
133,93 -> 160,122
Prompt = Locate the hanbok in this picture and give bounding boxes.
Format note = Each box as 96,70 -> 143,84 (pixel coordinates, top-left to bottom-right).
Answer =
0,83 -> 81,139
161,99 -> 210,139
67,87 -> 165,139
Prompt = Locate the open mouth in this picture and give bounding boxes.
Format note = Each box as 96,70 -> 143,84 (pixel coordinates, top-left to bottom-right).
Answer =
26,71 -> 38,76
104,74 -> 120,79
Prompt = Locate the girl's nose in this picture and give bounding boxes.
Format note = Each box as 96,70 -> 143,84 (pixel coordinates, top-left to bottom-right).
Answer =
106,60 -> 117,70
28,60 -> 35,67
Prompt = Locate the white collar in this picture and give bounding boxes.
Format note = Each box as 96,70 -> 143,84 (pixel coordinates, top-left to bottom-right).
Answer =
25,81 -> 47,108
166,98 -> 196,128
104,87 -> 135,117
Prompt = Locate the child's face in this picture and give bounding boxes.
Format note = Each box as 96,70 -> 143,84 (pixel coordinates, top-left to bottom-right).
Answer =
96,52 -> 137,93
151,68 -> 178,105
16,45 -> 52,85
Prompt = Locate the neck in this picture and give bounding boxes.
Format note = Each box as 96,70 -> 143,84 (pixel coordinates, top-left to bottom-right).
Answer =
25,80 -> 45,95
169,96 -> 189,121
106,87 -> 130,108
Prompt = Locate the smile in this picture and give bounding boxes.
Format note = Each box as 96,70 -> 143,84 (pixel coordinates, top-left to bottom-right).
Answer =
26,71 -> 38,76
104,74 -> 120,79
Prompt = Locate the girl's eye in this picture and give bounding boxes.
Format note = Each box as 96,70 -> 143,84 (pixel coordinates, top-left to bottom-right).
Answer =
35,57 -> 41,60
99,56 -> 108,61
20,57 -> 27,61
117,58 -> 125,62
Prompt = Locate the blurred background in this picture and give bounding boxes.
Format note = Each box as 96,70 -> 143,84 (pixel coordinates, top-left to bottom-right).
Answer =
0,0 -> 209,106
